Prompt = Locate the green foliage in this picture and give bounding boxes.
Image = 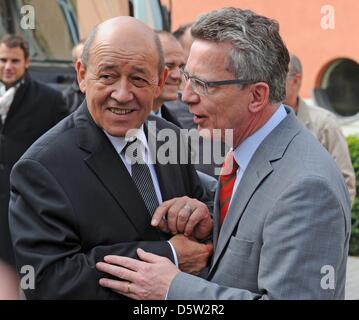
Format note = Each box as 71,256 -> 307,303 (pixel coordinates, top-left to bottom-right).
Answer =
347,136 -> 359,255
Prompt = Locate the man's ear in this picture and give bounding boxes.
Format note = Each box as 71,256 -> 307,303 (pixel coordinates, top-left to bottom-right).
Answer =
248,82 -> 270,113
154,68 -> 169,99
76,59 -> 86,93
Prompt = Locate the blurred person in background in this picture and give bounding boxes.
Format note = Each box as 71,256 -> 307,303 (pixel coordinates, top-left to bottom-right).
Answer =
0,34 -> 67,299
284,53 -> 356,205
173,22 -> 193,63
152,30 -> 185,128
63,40 -> 85,113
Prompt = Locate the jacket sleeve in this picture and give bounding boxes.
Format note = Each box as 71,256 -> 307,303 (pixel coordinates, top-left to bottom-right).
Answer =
9,158 -> 174,300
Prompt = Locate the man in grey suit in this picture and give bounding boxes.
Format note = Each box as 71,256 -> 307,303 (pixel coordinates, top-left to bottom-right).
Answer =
96,8 -> 351,300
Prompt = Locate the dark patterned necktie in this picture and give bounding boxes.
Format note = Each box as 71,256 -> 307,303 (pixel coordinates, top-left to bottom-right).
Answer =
123,138 -> 159,216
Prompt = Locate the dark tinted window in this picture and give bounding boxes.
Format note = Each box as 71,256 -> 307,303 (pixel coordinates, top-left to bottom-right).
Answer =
315,58 -> 359,117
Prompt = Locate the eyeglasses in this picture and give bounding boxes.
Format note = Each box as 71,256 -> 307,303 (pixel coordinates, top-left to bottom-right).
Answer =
180,67 -> 256,96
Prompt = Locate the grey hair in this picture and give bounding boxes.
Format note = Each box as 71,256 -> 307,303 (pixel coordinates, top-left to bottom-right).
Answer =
289,54 -> 303,76
81,25 -> 165,76
81,25 -> 99,68
191,7 -> 290,103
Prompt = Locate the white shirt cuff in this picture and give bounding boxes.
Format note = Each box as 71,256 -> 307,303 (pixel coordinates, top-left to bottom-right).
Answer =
167,241 -> 179,268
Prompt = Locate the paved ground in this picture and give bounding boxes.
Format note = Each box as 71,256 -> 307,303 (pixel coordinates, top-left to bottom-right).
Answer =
346,256 -> 359,300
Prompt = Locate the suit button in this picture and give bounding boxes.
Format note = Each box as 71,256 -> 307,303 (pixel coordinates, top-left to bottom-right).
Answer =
0,164 -> 4,170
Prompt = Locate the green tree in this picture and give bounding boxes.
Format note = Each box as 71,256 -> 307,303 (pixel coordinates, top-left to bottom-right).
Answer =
347,136 -> 359,255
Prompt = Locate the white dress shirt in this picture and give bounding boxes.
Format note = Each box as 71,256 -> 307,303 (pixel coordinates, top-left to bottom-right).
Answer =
105,126 -> 163,204
104,126 -> 179,266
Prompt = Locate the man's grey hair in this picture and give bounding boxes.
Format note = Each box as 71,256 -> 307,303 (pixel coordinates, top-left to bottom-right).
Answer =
289,54 -> 303,76
81,25 -> 165,75
81,25 -> 98,68
191,7 -> 290,103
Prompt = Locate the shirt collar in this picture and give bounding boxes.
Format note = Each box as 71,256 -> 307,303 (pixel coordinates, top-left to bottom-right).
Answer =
233,104 -> 287,172
0,76 -> 25,94
104,124 -> 148,154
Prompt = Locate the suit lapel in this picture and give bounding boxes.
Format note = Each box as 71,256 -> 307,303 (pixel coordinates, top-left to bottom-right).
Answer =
209,109 -> 302,275
210,160 -> 273,274
212,188 -> 221,250
75,103 -> 161,241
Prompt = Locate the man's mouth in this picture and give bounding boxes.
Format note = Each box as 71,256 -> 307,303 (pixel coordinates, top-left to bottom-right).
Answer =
108,108 -> 134,115
192,111 -> 206,119
193,113 -> 207,124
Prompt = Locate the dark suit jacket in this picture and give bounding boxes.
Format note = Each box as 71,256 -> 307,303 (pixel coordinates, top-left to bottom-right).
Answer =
62,80 -> 85,113
160,104 -> 183,128
9,102 -> 208,299
0,72 -> 68,266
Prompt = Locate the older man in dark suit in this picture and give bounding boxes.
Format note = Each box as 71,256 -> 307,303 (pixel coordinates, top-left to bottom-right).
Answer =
9,17 -> 212,299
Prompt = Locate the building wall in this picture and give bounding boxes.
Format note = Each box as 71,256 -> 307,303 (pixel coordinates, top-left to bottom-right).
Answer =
165,0 -> 359,99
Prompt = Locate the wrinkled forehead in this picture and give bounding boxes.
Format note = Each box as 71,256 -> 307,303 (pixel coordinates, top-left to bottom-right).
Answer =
186,40 -> 232,73
89,26 -> 159,70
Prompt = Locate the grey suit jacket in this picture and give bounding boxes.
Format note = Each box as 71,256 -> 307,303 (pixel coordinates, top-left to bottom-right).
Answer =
168,108 -> 351,300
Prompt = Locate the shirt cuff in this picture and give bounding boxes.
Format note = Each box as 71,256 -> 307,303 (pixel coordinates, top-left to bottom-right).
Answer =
167,241 -> 179,268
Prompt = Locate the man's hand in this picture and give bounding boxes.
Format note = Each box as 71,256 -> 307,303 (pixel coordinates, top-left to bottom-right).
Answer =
169,234 -> 213,275
151,196 -> 212,240
96,248 -> 179,300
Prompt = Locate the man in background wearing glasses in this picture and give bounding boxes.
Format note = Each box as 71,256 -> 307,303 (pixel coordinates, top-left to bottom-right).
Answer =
96,7 -> 351,300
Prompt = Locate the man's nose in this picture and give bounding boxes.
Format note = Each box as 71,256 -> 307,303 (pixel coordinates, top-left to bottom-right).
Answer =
111,79 -> 133,102
170,67 -> 181,81
4,61 -> 13,70
181,80 -> 200,105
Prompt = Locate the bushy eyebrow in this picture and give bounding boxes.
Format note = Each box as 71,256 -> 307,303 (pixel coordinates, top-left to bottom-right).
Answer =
97,65 -> 147,75
132,66 -> 147,75
98,64 -> 117,72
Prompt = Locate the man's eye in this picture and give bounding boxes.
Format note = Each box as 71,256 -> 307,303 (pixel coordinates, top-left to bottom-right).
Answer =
99,74 -> 112,80
166,63 -> 175,70
130,77 -> 149,87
